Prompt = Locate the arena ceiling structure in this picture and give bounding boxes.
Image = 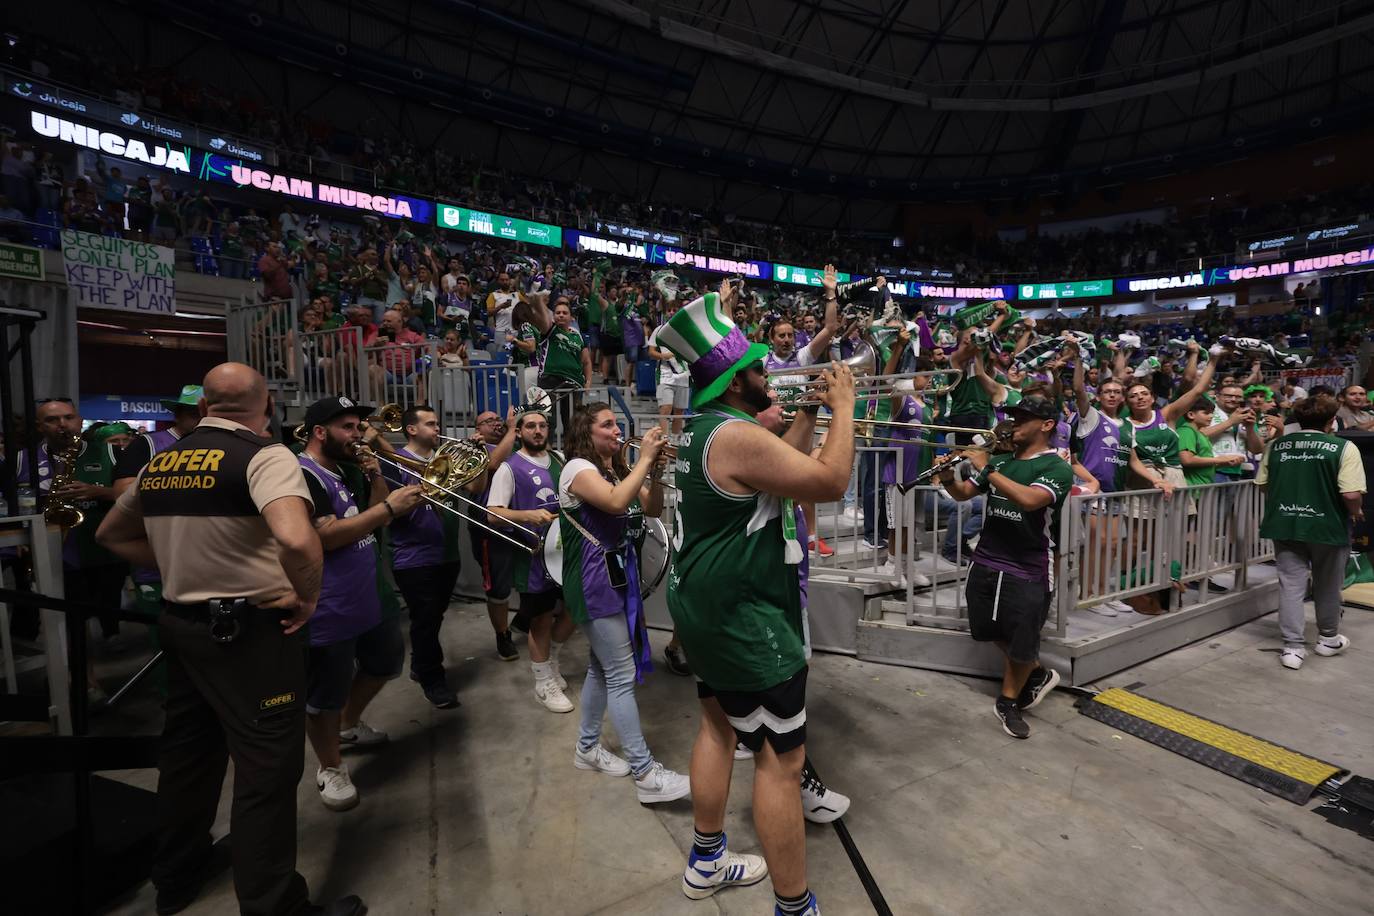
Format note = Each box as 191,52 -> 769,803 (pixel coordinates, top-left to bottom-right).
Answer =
26,0 -> 1374,229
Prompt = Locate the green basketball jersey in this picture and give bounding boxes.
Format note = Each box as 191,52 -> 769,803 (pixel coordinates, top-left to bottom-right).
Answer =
69,440 -> 121,567
1260,431 -> 1355,545
1130,414 -> 1181,468
667,405 -> 804,692
947,372 -> 992,421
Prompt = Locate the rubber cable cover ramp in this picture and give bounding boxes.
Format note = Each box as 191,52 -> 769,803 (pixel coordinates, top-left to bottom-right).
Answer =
1078,687 -> 1348,803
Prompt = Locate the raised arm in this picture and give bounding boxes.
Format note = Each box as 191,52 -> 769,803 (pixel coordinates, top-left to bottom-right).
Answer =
712,365 -> 855,503
1162,344 -> 1217,425
568,429 -> 665,515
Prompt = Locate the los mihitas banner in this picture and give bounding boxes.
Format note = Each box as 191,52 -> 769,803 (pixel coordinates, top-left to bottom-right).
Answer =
61,229 -> 175,314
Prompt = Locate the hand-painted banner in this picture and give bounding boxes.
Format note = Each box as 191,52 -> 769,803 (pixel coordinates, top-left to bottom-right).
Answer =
61,229 -> 175,314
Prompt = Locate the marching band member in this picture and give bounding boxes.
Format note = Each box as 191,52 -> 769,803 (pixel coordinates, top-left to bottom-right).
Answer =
764,266 -> 839,558
468,408 -> 521,660
486,409 -> 576,713
660,286 -> 855,916
559,404 -> 690,802
938,395 -> 1071,740
297,397 -> 422,811
384,405 -> 463,710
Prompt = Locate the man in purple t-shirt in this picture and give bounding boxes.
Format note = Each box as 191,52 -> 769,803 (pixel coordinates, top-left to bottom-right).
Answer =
298,396 -> 422,811
383,405 -> 462,710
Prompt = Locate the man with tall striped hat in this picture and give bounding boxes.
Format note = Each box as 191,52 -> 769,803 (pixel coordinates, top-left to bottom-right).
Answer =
660,280 -> 855,916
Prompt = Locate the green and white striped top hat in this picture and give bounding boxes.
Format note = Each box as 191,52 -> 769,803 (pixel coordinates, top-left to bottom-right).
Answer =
657,292 -> 770,409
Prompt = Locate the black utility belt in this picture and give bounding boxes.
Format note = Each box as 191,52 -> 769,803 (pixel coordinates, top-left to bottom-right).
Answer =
164,597 -> 258,643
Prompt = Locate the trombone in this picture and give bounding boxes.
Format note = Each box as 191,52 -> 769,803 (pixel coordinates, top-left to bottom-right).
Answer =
350,440 -> 543,554
619,436 -> 679,490
292,420 -> 541,554
771,369 -> 965,404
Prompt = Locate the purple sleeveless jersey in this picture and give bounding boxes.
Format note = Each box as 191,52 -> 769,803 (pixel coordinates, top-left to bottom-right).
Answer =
506,451 -> 561,593
299,454 -> 381,646
1077,409 -> 1129,493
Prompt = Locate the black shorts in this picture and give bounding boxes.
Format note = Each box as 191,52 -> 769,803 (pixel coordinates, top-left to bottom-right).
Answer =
305,616 -> 405,713
469,526 -> 514,601
518,586 -> 563,618
698,666 -> 808,755
965,562 -> 1052,664
600,337 -> 624,357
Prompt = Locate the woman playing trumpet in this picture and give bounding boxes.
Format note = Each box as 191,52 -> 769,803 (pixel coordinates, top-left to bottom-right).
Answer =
559,405 -> 689,803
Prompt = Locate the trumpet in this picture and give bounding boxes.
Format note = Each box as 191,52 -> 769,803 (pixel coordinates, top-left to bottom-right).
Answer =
618,436 -> 679,490
351,440 -> 543,554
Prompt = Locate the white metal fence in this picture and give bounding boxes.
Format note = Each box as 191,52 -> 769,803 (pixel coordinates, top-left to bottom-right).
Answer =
228,296 -> 300,393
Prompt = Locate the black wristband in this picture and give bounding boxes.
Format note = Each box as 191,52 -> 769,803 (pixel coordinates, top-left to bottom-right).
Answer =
383,500 -> 395,518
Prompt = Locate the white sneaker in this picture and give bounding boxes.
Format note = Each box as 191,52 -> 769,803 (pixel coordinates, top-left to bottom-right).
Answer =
535,678 -> 574,713
574,743 -> 631,776
1088,603 -> 1119,618
1105,599 -> 1134,613
681,842 -> 768,900
548,656 -> 569,691
1280,647 -> 1306,670
316,765 -> 359,811
339,720 -> 388,746
634,762 -> 691,803
1314,634 -> 1350,657
733,742 -> 754,761
801,769 -> 851,824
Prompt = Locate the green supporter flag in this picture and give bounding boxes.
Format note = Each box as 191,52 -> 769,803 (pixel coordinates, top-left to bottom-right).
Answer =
953,301 -> 1020,331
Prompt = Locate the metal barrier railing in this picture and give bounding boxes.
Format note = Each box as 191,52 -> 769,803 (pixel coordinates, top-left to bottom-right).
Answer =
1052,480 -> 1272,635
360,340 -> 440,409
227,296 -> 300,393
298,325 -> 368,404
848,476 -> 1275,635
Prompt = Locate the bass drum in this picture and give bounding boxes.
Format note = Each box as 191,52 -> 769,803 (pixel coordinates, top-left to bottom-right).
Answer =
542,515 -> 671,600
637,516 -> 670,600
543,520 -> 565,587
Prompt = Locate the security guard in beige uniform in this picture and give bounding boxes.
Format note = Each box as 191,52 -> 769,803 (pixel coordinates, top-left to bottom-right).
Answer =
97,363 -> 363,916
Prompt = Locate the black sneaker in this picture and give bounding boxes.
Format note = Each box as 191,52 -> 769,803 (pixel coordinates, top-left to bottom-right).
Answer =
1016,666 -> 1061,711
994,697 -> 1030,739
496,629 -> 519,661
663,645 -> 692,676
422,681 -> 460,709
939,550 -> 969,567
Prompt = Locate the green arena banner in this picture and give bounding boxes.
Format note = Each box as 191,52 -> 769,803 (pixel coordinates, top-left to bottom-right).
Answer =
773,263 -> 850,287
435,204 -> 562,248
1016,279 -> 1115,300
0,241 -> 43,280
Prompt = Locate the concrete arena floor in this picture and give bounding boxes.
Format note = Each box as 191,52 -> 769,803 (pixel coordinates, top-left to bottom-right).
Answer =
99,601 -> 1374,916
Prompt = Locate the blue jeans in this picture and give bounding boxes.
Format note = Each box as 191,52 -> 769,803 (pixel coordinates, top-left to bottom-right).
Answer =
858,450 -> 891,543
578,614 -> 654,777
924,490 -> 984,556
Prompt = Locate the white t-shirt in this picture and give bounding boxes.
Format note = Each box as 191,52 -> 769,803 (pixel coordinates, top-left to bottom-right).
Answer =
486,451 -> 553,507
649,325 -> 688,386
1209,407 -> 1246,459
557,458 -> 602,510
487,290 -> 522,338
